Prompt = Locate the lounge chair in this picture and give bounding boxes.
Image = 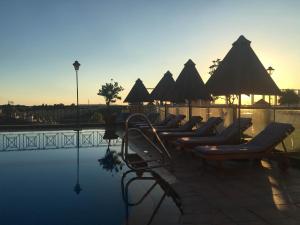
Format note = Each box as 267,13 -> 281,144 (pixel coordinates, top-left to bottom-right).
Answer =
134,113 -> 176,127
116,112 -> 160,126
176,118 -> 252,149
159,117 -> 223,142
145,112 -> 160,124
138,114 -> 186,130
192,122 -> 295,169
154,116 -> 203,133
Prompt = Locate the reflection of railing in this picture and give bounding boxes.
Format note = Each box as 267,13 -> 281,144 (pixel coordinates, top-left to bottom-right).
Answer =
121,170 -> 183,225
0,130 -> 121,151
122,113 -> 172,171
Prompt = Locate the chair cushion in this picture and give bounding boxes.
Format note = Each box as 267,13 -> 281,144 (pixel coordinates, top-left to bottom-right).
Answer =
193,145 -> 264,155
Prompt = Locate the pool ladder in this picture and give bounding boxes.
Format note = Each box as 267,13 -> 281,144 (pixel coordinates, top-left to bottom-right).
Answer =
121,113 -> 172,171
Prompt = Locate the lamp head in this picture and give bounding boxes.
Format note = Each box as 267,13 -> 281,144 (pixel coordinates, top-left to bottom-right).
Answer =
267,66 -> 274,75
73,61 -> 80,71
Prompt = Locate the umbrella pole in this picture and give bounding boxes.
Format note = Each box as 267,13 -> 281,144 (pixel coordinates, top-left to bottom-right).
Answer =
164,102 -> 167,119
238,94 -> 241,142
272,97 -> 276,122
188,100 -> 192,120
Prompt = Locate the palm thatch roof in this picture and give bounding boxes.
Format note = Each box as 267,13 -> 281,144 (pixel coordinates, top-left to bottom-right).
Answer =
253,99 -> 271,107
206,35 -> 281,96
124,78 -> 151,103
170,59 -> 212,103
150,71 -> 176,101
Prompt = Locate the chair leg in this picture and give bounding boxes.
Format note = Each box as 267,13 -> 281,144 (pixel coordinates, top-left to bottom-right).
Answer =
252,159 -> 262,167
216,160 -> 223,169
278,141 -> 290,172
278,155 -> 290,172
202,159 -> 207,167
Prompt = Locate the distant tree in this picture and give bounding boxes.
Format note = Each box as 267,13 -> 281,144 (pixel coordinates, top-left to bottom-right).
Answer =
97,79 -> 124,107
279,90 -> 300,106
208,59 -> 222,102
208,58 -> 221,76
2,104 -> 14,119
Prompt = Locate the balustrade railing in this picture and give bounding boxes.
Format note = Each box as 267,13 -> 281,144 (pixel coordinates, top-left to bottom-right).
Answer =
0,130 -> 121,151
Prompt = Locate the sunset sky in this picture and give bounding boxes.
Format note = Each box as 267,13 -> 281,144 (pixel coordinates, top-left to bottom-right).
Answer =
0,0 -> 299,105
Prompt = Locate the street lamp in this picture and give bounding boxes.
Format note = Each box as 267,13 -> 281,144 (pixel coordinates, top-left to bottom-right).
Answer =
73,60 -> 81,148
73,60 -> 81,131
266,66 -> 275,104
267,66 -> 274,75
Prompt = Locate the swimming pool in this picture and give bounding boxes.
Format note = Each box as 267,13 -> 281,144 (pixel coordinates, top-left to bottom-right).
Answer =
0,130 -> 181,225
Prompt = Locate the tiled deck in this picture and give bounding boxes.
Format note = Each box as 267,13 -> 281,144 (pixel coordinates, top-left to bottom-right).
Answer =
153,150 -> 300,225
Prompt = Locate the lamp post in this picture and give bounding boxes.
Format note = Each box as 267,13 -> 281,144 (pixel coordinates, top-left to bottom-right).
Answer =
73,61 -> 81,149
267,66 -> 274,75
73,60 -> 81,130
73,61 -> 82,194
267,66 -> 275,105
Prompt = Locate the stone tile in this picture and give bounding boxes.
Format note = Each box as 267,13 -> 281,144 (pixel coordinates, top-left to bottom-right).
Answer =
180,211 -> 232,224
221,208 -> 262,222
161,148 -> 300,225
288,192 -> 300,204
236,222 -> 269,225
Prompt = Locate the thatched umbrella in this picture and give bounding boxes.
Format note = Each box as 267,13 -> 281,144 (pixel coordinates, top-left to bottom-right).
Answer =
124,78 -> 151,103
171,59 -> 212,119
253,99 -> 271,108
206,35 -> 281,96
150,71 -> 176,118
206,35 -> 281,139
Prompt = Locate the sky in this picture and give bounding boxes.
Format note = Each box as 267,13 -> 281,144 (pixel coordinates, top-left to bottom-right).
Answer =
0,0 -> 299,105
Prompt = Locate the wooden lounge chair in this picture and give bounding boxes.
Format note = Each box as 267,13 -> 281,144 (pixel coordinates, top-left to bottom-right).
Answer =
154,116 -> 203,133
138,114 -> 186,130
192,122 -> 295,170
134,113 -> 176,127
176,118 -> 252,149
159,117 -> 223,142
117,112 -> 161,126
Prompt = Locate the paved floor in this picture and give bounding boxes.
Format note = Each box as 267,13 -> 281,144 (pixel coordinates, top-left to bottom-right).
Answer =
150,149 -> 300,225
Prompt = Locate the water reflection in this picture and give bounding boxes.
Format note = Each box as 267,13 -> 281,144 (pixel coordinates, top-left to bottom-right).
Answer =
98,126 -> 124,174
0,132 -> 126,225
98,147 -> 124,174
74,130 -> 82,194
121,170 -> 183,225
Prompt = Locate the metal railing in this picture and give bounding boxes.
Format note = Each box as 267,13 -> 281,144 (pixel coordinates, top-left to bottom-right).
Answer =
121,113 -> 172,171
0,130 -> 121,152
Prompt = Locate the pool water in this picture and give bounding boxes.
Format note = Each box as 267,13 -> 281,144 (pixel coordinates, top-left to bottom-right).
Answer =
0,145 -> 126,225
0,138 -> 181,225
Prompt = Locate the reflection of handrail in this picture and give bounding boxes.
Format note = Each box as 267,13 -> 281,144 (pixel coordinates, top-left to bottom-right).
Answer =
121,113 -> 182,224
122,113 -> 172,171
121,170 -> 183,225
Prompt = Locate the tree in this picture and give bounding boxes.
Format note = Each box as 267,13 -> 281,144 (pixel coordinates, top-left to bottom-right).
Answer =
97,79 -> 124,107
225,94 -> 237,105
208,58 -> 221,76
279,89 -> 300,106
208,58 -> 222,102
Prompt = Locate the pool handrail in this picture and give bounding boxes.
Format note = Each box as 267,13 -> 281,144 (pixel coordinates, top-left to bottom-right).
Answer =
122,113 -> 172,171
